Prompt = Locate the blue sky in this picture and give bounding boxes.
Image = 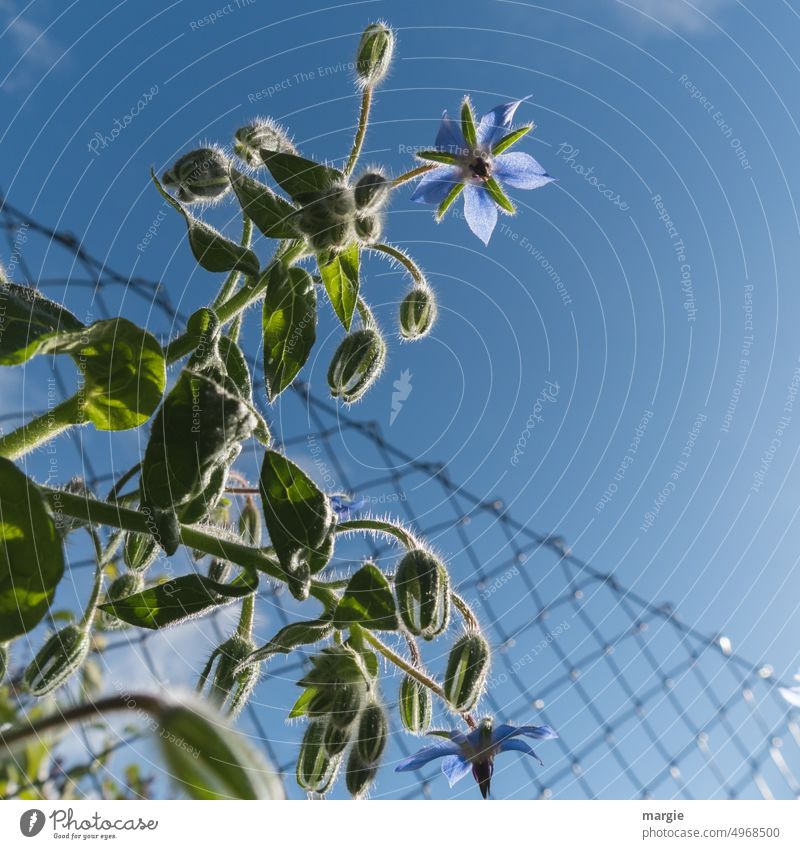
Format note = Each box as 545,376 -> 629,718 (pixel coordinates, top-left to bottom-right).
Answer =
2,0 -> 800,799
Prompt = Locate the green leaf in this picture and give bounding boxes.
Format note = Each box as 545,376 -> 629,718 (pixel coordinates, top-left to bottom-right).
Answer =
0,279 -> 84,365
63,318 -> 166,430
242,616 -> 334,666
157,701 -> 284,799
289,686 -> 317,718
263,152 -> 343,203
318,244 -> 359,331
416,150 -> 457,165
0,458 -> 65,641
492,124 -> 533,155
258,450 -> 332,575
263,264 -> 317,400
98,569 -> 259,630
152,172 -> 260,276
216,335 -> 271,445
230,167 -> 298,239
484,177 -> 516,214
334,562 -> 398,630
460,98 -> 477,149
436,182 -> 465,221
140,370 -> 257,520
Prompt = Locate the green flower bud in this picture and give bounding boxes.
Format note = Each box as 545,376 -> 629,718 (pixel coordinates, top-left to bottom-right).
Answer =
399,287 -> 437,340
355,22 -> 394,87
162,147 -> 231,204
0,643 -> 9,684
355,701 -> 388,764
157,700 -> 284,799
354,172 -> 390,210
394,549 -> 450,639
207,558 -> 232,583
443,632 -> 490,712
297,721 -> 340,794
308,219 -> 351,252
123,531 -> 159,573
23,624 -> 91,697
299,647 -> 370,725
233,119 -> 296,166
399,675 -> 432,734
354,214 -> 382,245
305,525 -> 335,575
327,328 -> 386,404
323,720 -> 351,756
98,572 -> 145,630
238,496 -> 261,546
345,749 -> 378,799
199,634 -> 258,719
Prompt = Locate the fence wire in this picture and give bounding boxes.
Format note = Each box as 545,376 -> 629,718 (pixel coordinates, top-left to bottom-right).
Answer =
1,195 -> 799,801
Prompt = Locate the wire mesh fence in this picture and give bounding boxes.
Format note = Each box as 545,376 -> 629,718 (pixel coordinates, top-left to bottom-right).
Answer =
2,195 -> 799,801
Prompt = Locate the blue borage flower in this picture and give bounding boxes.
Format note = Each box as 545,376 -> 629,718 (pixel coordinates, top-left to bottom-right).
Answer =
329,493 -> 368,520
410,98 -> 554,245
395,716 -> 558,798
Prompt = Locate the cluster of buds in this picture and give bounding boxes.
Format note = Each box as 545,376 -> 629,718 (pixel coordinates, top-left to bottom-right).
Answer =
295,169 -> 390,252
295,646 -> 388,798
162,146 -> 231,204
233,118 -> 296,167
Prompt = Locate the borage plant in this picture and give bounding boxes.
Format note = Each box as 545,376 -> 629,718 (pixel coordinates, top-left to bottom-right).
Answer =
0,22 -> 556,799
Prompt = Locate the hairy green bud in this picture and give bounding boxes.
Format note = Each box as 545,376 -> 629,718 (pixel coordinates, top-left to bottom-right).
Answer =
23,624 -> 91,697
394,549 -> 450,639
199,633 -> 258,719
327,328 -> 386,403
322,720 -> 351,756
355,701 -> 388,764
238,496 -> 261,546
354,214 -> 382,244
354,171 -> 390,210
234,119 -> 296,166
399,675 -> 432,734
123,531 -> 159,573
162,147 -> 230,204
299,647 -> 370,726
355,22 -> 394,87
399,287 -> 437,340
345,749 -> 378,799
207,558 -> 232,584
98,572 -> 145,630
443,632 -> 490,712
297,721 -> 340,794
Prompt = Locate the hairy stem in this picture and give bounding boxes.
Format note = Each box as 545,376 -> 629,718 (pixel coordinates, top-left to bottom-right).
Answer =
336,518 -> 419,549
38,486 -> 333,608
371,243 -> 427,286
344,87 -> 373,177
0,395 -> 82,460
212,215 -> 253,309
392,163 -> 436,187
450,591 -> 480,631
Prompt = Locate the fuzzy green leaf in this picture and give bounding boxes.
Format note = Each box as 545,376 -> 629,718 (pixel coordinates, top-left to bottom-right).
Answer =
263,152 -> 343,203
334,562 -> 398,630
230,167 -> 298,239
318,244 -> 360,331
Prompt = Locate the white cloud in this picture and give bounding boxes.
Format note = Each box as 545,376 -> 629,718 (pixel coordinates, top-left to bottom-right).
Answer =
0,1 -> 62,93
619,0 -> 734,34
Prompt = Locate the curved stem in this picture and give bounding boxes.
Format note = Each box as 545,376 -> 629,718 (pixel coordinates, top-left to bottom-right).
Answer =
344,87 -> 372,177
451,591 -> 479,631
0,395 -> 82,460
335,518 -> 419,549
0,694 -> 165,751
392,163 -> 436,187
80,529 -> 107,628
371,243 -> 427,286
237,594 -> 255,639
212,215 -> 253,309
355,295 -> 375,329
